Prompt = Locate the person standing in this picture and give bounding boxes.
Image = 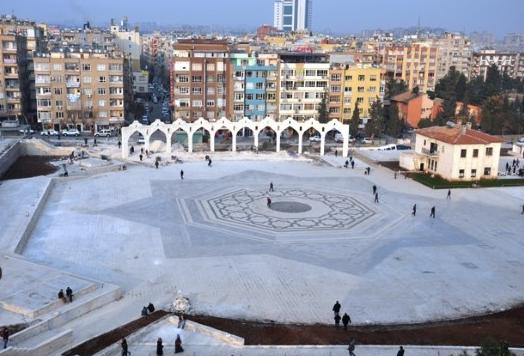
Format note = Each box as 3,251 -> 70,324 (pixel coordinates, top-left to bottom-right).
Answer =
447,189 -> 451,199
139,154 -> 143,161
141,306 -> 148,316
121,338 -> 129,356
412,204 -> 417,216
155,160 -> 159,169
342,313 -> 351,330
58,289 -> 67,303
269,182 -> 274,192
351,160 -> 355,169
372,185 -> 377,195
334,313 -> 341,327
430,206 -> 436,218
266,196 -> 272,208
397,346 -> 405,356
156,337 -> 164,355
180,170 -> 184,180
2,327 -> 8,349
344,160 -> 349,168
332,301 -> 341,316
174,335 -> 184,353
65,287 -> 73,303
374,192 -> 379,204
208,159 -> 212,167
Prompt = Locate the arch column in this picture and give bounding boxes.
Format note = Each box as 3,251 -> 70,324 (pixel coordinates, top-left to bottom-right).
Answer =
166,133 -> 172,155
320,134 -> 326,156
254,133 -> 259,149
298,132 -> 303,154
210,132 -> 215,152
144,134 -> 150,152
188,132 -> 193,153
232,133 -> 237,152
122,133 -> 129,158
343,135 -> 349,158
276,133 -> 281,152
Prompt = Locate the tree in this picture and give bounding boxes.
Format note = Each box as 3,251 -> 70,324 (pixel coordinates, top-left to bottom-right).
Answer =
318,95 -> 329,123
418,118 -> 433,128
385,79 -> 408,99
436,96 -> 457,126
385,104 -> 402,137
349,102 -> 360,137
483,64 -> 503,98
456,74 -> 467,102
365,99 -> 385,138
475,339 -> 516,356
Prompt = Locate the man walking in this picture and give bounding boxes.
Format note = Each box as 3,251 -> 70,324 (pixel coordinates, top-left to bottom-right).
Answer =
342,313 -> 351,330
347,339 -> 356,356
334,313 -> 341,327
269,182 -> 274,192
412,204 -> 416,216
351,160 -> 355,169
332,300 -> 341,316
180,170 -> 184,180
65,287 -> 73,303
430,206 -> 436,218
372,185 -> 377,195
447,189 -> 451,199
121,338 -> 129,356
2,327 -> 8,349
155,160 -> 159,169
397,346 -> 405,356
374,192 -> 379,204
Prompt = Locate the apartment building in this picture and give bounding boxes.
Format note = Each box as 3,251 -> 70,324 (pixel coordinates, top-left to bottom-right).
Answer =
328,62 -> 385,122
1,15 -> 47,123
433,32 -> 472,79
278,52 -> 329,121
384,42 -> 439,93
230,52 -> 278,121
0,27 -> 28,121
110,19 -> 141,71
171,39 -> 231,122
33,49 -> 126,132
471,50 -> 524,80
273,0 -> 312,32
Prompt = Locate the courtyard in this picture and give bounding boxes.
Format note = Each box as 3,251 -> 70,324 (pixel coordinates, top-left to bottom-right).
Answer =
9,154 -> 524,326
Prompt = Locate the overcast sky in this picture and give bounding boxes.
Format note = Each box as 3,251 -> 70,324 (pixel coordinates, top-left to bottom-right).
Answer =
2,0 -> 523,36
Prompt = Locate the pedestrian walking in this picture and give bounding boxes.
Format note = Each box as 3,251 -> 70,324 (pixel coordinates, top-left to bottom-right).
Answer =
208,159 -> 212,167
58,289 -> 67,303
65,286 -> 73,303
521,204 -> 524,214
397,346 -> 405,356
447,189 -> 451,199
412,204 -> 416,216
139,154 -> 143,161
372,185 -> 377,195
155,160 -> 159,169
84,137 -> 88,145
269,182 -> 274,192
94,138 -> 97,146
332,300 -> 341,316
347,339 -> 356,356
174,335 -> 184,353
430,206 -> 436,218
118,141 -> 121,149
374,192 -> 379,203
147,302 -> 155,313
367,167 -> 371,175
2,327 -> 8,349
180,170 -> 184,180
344,160 -> 349,168
335,150 -> 338,157
156,337 -> 164,355
351,160 -> 355,169
394,172 -> 397,179
266,196 -> 272,208
342,313 -> 351,330
334,313 -> 341,326
121,338 -> 129,356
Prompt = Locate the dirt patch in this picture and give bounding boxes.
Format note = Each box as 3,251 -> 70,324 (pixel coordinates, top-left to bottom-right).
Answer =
1,156 -> 59,180
378,161 -> 407,172
188,305 -> 524,347
62,310 -> 168,356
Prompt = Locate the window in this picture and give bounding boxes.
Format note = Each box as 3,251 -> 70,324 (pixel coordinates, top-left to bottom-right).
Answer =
473,149 -> 479,158
358,87 -> 365,93
191,63 -> 202,71
206,100 -> 215,107
459,169 -> 465,178
358,75 -> 365,81
471,169 -> 477,178
83,76 -> 92,84
99,76 -> 106,83
192,87 -> 202,95
317,70 -> 328,77
484,167 -> 492,176
460,149 -> 467,158
98,88 -> 106,95
486,147 -> 493,156
234,104 -> 244,111
83,89 -> 92,96
54,88 -> 62,95
345,75 -> 353,81
178,75 -> 189,83
98,100 -> 106,107
255,82 -> 264,90
52,64 -> 62,71
82,64 -> 91,71
55,100 -> 63,107
96,64 -> 106,71
191,76 -> 202,83
305,70 -> 316,77
55,112 -> 64,118
191,100 -> 202,107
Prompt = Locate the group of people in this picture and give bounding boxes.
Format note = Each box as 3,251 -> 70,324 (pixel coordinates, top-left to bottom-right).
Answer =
343,156 -> 356,169
57,287 -> 74,304
141,302 -> 156,316
332,301 -> 352,330
373,184 -> 440,218
121,334 -> 183,355
505,159 -> 521,176
266,182 -> 275,208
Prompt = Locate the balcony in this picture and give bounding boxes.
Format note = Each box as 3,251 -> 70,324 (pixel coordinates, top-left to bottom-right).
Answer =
421,148 -> 439,157
3,58 -> 17,65
66,81 -> 80,88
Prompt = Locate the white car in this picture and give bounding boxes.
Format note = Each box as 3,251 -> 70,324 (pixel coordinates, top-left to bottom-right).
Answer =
40,129 -> 60,136
19,128 -> 35,135
94,129 -> 112,137
335,133 -> 356,143
62,128 -> 81,137
360,138 -> 373,144
309,135 -> 322,143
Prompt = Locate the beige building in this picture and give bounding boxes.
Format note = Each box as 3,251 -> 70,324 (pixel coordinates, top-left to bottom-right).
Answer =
400,124 -> 503,181
471,50 -> 524,80
33,50 -> 126,132
433,32 -> 472,80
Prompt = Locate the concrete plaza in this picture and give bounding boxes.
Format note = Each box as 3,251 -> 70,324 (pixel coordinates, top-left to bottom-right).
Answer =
15,153 -> 524,326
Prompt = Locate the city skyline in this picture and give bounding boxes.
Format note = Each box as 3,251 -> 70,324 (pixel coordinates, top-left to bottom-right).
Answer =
1,0 -> 524,36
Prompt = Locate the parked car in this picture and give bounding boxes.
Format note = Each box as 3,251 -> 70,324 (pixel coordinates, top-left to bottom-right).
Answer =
137,135 -> 145,144
334,133 -> 356,143
309,135 -> 321,143
19,128 -> 35,135
94,129 -> 112,137
360,137 -> 373,144
396,144 -> 411,150
40,129 -> 60,136
62,128 -> 81,137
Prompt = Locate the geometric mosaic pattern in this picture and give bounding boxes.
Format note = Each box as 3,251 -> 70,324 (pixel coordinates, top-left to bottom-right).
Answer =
200,188 -> 375,233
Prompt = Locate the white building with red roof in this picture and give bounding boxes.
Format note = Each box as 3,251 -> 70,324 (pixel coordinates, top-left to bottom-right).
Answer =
400,123 -> 503,181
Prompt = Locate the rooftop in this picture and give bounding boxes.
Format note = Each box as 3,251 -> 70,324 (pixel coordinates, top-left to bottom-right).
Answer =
416,126 -> 503,145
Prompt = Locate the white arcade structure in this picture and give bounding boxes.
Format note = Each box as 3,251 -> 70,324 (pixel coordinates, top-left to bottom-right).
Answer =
120,117 -> 351,158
